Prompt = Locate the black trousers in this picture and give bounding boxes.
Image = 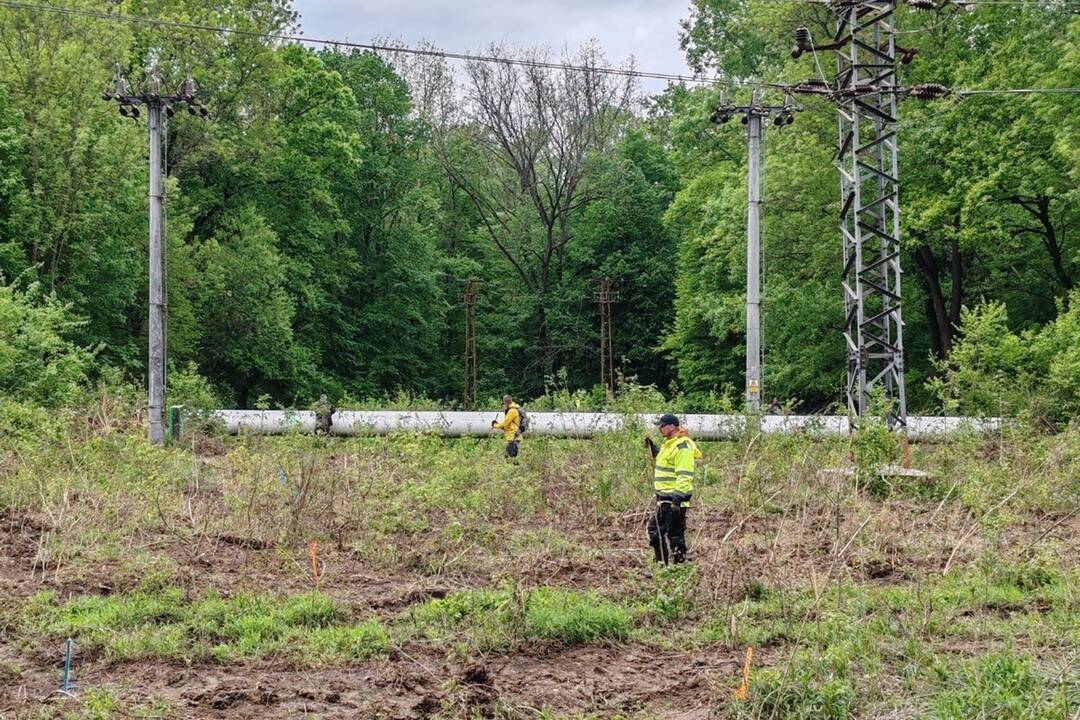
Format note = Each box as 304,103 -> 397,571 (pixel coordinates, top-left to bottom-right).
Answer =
505,440 -> 519,458
648,497 -> 689,564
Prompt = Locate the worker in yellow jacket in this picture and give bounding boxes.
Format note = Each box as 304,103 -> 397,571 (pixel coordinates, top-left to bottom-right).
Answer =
644,413 -> 701,564
491,394 -> 522,458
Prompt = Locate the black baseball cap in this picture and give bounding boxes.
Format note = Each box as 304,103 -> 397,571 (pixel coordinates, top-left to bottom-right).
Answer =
655,413 -> 680,427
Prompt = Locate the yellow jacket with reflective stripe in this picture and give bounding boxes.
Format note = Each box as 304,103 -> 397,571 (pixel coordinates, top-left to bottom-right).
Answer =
653,434 -> 700,498
493,404 -> 521,441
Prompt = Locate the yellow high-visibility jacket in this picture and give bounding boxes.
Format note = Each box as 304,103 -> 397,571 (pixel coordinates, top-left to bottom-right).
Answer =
653,434 -> 700,500
493,403 -> 521,441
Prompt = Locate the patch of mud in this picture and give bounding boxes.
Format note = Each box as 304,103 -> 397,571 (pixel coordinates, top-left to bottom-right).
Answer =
0,643 -> 746,719
0,508 -> 54,601
490,643 -> 743,718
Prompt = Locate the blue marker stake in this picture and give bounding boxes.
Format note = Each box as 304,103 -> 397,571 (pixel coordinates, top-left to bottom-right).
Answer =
60,638 -> 74,694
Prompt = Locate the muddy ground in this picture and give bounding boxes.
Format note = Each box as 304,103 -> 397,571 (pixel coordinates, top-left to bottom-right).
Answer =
3,485 -> 1075,719
0,506 -> 759,719
3,641 -> 747,719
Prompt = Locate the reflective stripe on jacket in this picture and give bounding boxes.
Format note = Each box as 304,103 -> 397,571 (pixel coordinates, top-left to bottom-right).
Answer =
493,403 -> 521,441
654,434 -> 700,498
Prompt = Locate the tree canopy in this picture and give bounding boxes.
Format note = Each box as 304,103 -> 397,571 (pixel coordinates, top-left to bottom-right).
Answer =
0,0 -> 1075,418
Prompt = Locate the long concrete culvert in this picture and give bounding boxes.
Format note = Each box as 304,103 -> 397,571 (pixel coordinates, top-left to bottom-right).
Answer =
207,410 -> 1003,440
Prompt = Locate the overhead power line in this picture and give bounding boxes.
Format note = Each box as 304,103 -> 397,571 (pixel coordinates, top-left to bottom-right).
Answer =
0,0 -> 766,88
1,0 -> 1075,101
941,0 -> 1080,5
957,87 -> 1080,95
753,0 -> 1080,5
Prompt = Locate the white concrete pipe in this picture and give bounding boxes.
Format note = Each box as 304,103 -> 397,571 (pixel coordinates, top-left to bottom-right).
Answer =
209,410 -> 1002,440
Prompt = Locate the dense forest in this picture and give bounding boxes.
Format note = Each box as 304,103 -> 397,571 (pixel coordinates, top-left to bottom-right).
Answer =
0,0 -> 1076,418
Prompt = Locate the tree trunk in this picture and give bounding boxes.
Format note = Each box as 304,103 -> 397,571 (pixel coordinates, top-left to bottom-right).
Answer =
913,245 -> 952,358
1034,196 -> 1074,291
949,237 -> 963,333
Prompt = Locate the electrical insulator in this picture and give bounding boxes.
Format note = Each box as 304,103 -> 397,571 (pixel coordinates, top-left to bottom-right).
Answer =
909,83 -> 950,99
130,106 -> 140,119
785,113 -> 795,125
148,76 -> 160,100
164,104 -> 175,119
118,105 -> 130,118
740,114 -> 749,125
899,48 -> 917,65
198,104 -> 209,118
906,0 -> 936,8
795,27 -> 811,47
101,90 -> 112,101
710,89 -> 736,125
711,108 -> 734,124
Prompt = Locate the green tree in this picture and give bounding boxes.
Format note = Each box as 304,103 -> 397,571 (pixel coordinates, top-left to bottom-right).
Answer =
193,206 -> 297,406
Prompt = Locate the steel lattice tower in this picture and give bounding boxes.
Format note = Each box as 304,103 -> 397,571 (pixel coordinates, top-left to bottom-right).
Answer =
834,0 -> 908,428
595,277 -> 617,394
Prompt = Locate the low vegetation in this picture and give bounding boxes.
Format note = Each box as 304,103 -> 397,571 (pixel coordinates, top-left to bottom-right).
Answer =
0,399 -> 1076,718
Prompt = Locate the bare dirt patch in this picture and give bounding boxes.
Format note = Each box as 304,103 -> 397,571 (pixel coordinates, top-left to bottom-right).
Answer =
1,643 -> 747,719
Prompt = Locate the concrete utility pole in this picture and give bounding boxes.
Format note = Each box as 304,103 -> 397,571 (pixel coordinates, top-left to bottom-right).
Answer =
147,99 -> 165,444
104,59 -> 208,444
745,91 -> 764,413
711,91 -> 797,412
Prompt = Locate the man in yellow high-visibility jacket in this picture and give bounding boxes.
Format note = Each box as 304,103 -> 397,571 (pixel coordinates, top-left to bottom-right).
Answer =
491,394 -> 521,458
644,413 -> 701,564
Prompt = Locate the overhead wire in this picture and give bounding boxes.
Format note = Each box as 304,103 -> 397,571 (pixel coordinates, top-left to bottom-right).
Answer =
0,0 -> 773,89
0,1 -> 1074,102
956,87 -> 1080,94
941,0 -> 1079,5
749,0 -> 1080,5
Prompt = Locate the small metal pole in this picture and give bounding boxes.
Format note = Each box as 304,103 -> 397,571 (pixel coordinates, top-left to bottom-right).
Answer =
60,638 -> 74,694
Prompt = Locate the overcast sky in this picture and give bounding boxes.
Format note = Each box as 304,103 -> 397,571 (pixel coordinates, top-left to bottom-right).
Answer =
292,0 -> 695,91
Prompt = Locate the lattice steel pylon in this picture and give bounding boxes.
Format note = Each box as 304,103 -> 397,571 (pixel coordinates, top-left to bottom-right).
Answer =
595,277 -> 618,394
832,0 -> 908,428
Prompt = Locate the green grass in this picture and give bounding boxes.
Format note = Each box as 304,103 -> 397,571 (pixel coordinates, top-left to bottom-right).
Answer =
929,653 -> 1072,720
406,586 -> 635,649
524,587 -> 633,643
21,589 -> 387,664
705,560 -> 1079,718
22,584 -> 636,664
1,420 -> 1076,714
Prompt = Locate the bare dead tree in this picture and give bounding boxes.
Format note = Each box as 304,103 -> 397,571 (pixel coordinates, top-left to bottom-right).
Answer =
456,43 -> 635,293
373,37 -> 459,127
387,41 -> 636,375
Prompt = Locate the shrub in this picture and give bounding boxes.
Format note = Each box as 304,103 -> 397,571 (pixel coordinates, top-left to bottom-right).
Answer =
0,280 -> 94,407
931,292 -> 1080,425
